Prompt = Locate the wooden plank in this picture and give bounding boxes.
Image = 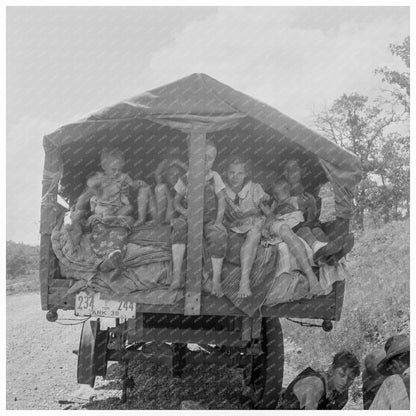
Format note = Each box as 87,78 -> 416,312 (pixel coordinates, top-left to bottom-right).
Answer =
39,234 -> 52,310
40,138 -> 63,310
334,280 -> 345,321
49,285 -> 340,321
49,279 -> 74,288
141,327 -> 244,346
261,291 -> 337,319
47,292 -> 76,310
184,131 -> 206,316
241,317 -> 252,341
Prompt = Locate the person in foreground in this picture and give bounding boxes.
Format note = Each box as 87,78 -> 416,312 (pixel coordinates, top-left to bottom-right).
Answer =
369,334 -> 410,410
278,350 -> 360,410
361,348 -> 386,409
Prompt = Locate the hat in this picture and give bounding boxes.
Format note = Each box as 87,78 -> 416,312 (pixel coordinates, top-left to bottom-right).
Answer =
364,349 -> 386,377
377,335 -> 409,376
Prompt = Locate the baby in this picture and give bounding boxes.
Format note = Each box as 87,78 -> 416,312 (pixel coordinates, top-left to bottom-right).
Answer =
87,148 -> 135,220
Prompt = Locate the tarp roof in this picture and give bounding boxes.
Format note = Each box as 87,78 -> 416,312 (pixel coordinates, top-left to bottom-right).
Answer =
43,73 -> 362,217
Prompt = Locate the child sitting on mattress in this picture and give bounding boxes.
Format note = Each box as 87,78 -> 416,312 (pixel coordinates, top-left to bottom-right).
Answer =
282,159 -> 354,264
261,179 -> 325,296
152,147 -> 187,224
224,155 -> 270,298
87,148 -> 135,220
170,140 -> 227,297
85,148 -> 157,226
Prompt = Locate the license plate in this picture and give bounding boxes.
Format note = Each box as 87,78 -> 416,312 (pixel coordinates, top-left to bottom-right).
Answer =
75,292 -> 136,320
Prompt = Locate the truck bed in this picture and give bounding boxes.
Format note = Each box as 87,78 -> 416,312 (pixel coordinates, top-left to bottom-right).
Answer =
46,278 -> 344,321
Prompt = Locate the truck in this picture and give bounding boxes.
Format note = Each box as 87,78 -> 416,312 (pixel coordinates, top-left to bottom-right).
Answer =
39,73 -> 361,409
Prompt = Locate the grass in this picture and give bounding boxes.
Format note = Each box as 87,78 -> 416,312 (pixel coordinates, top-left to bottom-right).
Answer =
6,273 -> 39,295
282,219 -> 409,407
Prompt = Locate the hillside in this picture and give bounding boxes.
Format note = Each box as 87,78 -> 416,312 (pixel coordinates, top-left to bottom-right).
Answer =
6,241 -> 40,294
282,219 -> 409,407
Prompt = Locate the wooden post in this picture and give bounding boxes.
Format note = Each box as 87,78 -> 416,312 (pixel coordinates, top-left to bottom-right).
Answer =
39,138 -> 62,310
184,130 -> 206,315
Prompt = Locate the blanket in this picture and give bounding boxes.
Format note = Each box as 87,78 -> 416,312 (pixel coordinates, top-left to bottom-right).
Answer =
221,234 -> 346,315
51,216 -> 177,304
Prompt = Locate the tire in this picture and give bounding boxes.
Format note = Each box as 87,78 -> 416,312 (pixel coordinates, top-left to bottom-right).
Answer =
77,319 -> 109,387
243,317 -> 284,409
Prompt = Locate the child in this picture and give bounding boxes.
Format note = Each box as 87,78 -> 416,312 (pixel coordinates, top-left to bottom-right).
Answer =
261,179 -> 324,296
170,140 -> 227,297
86,148 -> 157,226
283,159 -> 353,263
224,155 -> 269,298
86,148 -> 135,220
278,350 -> 360,409
153,147 -> 187,223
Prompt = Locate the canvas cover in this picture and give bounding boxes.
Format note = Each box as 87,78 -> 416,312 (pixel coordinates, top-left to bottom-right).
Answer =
42,73 -> 362,221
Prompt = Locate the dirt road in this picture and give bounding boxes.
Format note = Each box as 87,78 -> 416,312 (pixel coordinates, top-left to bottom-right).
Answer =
8,292 -> 352,410
6,292 -> 86,410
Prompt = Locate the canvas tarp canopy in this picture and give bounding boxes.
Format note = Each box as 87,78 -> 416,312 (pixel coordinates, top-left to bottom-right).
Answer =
42,73 -> 362,220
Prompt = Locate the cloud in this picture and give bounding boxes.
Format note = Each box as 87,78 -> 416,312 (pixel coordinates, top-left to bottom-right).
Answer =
148,7 -> 409,126
6,116 -> 60,245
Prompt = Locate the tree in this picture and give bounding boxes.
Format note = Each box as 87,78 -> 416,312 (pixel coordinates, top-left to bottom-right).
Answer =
313,37 -> 410,229
313,93 -> 396,228
375,36 -> 410,117
375,36 -> 410,218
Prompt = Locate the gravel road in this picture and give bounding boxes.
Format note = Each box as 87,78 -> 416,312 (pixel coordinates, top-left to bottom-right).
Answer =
6,292 -> 87,410
5,292 -> 307,410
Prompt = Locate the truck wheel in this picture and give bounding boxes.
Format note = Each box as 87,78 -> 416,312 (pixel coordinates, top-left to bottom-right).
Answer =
243,317 -> 284,409
77,319 -> 109,387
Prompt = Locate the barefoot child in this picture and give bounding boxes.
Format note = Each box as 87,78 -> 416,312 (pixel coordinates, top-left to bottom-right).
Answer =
153,148 -> 187,223
170,140 -> 227,297
224,156 -> 269,298
283,159 -> 353,264
87,148 -> 135,220
262,179 -> 323,296
86,148 -> 157,227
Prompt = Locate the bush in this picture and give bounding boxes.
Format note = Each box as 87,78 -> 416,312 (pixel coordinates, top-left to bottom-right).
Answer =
6,241 -> 39,278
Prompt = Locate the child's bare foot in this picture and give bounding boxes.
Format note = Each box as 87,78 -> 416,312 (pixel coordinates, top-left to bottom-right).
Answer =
211,281 -> 224,298
169,272 -> 185,290
237,285 -> 252,298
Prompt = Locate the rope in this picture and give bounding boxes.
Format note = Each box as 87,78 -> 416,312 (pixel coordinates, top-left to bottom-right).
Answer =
55,317 -> 90,326
285,318 -> 322,328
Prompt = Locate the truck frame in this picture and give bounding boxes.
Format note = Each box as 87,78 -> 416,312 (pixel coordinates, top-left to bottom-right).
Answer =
39,73 -> 358,409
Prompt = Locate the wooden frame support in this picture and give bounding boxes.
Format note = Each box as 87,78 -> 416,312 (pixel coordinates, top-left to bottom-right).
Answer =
184,130 -> 206,316
39,139 -> 62,310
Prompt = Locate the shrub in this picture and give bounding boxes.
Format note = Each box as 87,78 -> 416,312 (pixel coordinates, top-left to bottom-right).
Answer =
6,241 -> 39,278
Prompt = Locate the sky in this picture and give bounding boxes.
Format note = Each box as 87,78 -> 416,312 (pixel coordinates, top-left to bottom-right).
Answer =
6,6 -> 410,245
